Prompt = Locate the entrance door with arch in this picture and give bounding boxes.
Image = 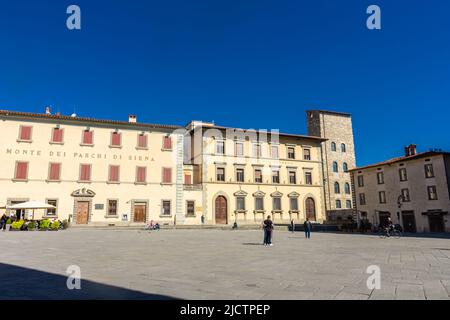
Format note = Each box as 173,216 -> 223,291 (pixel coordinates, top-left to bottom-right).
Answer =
305,197 -> 316,221
215,196 -> 227,224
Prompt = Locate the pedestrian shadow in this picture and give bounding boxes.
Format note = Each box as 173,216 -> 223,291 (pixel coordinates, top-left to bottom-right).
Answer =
242,242 -> 263,246
0,263 -> 178,300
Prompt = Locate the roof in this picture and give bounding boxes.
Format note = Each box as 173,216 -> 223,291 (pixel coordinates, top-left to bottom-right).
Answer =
306,110 -> 352,117
203,124 -> 327,142
0,109 -> 181,131
349,151 -> 450,172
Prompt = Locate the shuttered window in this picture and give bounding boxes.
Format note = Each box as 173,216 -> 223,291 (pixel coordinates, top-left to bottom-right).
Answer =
162,167 -> 172,184
51,128 -> 64,143
19,126 -> 32,141
136,166 -> 147,183
109,165 -> 120,183
15,161 -> 29,180
48,163 -> 61,181
79,164 -> 92,182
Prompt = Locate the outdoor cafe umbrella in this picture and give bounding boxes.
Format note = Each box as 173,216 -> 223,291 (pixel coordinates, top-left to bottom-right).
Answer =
7,200 -> 56,220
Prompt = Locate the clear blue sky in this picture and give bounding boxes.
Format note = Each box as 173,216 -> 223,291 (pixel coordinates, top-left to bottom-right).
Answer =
1,0 -> 449,166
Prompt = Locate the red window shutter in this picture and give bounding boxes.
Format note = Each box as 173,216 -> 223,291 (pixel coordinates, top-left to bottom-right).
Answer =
163,168 -> 172,183
138,134 -> 147,148
184,174 -> 192,185
111,132 -> 121,146
20,126 -> 32,140
49,163 -> 61,181
83,130 -> 93,144
109,165 -> 119,182
15,162 -> 28,180
52,128 -> 63,143
80,164 -> 91,181
163,136 -> 172,149
137,167 -> 146,183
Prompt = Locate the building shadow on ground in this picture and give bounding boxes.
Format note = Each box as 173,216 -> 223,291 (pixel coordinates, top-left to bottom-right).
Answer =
0,263 -> 177,300
289,230 -> 450,240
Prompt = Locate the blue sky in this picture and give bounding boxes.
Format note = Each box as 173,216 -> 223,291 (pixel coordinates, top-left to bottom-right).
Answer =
0,0 -> 449,166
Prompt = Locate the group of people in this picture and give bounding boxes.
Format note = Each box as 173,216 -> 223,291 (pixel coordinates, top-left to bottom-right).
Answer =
144,220 -> 160,231
262,215 -> 313,246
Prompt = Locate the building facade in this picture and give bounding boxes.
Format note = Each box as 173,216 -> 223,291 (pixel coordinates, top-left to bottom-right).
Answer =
306,110 -> 356,220
0,108 -> 351,226
350,145 -> 450,233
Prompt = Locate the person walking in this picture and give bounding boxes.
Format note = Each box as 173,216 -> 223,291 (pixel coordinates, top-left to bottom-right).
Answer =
304,218 -> 312,239
0,213 -> 7,231
263,215 -> 274,246
290,219 -> 295,233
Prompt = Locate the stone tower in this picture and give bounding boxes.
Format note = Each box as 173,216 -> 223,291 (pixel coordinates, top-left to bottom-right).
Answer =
306,110 -> 356,220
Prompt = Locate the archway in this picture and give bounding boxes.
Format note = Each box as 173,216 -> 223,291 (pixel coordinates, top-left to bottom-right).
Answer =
215,196 -> 227,224
305,197 -> 316,221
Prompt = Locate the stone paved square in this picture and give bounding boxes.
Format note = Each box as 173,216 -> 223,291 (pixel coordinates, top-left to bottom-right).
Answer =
1,229 -> 450,300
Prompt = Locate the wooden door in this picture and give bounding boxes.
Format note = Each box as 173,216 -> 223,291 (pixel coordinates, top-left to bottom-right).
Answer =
134,204 -> 146,223
402,212 -> 417,233
305,197 -> 316,221
215,196 -> 227,224
76,202 -> 89,224
429,215 -> 444,232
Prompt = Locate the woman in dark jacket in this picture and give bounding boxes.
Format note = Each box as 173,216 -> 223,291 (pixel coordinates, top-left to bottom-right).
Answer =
263,215 -> 274,246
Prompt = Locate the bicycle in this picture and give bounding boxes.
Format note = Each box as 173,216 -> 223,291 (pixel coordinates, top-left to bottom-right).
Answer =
378,227 -> 402,239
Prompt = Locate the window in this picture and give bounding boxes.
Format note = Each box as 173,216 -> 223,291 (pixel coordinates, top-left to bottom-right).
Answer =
359,193 -> 366,205
46,199 -> 57,216
136,166 -> 147,184
137,133 -> 148,148
186,200 -> 195,217
271,145 -> 279,159
334,182 -> 340,194
108,165 -> 120,183
344,182 -> 351,194
162,167 -> 172,184
272,170 -> 280,184
424,164 -> 434,178
305,172 -> 312,185
163,136 -> 172,150
48,163 -> 61,181
110,132 -> 122,147
253,144 -> 262,158
82,130 -> 93,145
303,149 -> 311,160
345,200 -> 352,209
236,168 -> 245,182
236,197 -> 246,211
289,171 -> 297,184
332,162 -> 338,173
51,127 -> 64,143
331,142 -> 336,151
79,164 -> 92,182
162,200 -> 171,216
399,168 -> 407,181
254,169 -> 263,183
287,147 -> 295,159
290,198 -> 299,211
235,142 -> 244,157
216,140 -> 225,155
107,200 -> 118,216
255,197 -> 264,211
184,174 -> 192,185
335,200 -> 342,208
427,186 -> 438,200
19,125 -> 32,141
272,197 -> 282,211
343,162 -> 348,172
401,188 -> 410,202
357,175 -> 364,187
341,143 -> 346,152
216,167 -> 225,182
379,191 -> 386,204
377,172 -> 384,184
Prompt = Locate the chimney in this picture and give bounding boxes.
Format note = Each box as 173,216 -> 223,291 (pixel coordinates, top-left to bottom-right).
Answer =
404,144 -> 417,157
45,106 -> 52,115
128,115 -> 137,123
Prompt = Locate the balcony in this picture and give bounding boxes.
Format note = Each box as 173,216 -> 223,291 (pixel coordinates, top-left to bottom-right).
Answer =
183,184 -> 203,191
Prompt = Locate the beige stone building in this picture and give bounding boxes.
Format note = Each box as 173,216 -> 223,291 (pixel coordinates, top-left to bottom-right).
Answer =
0,108 -> 352,226
306,110 -> 356,220
349,145 -> 450,233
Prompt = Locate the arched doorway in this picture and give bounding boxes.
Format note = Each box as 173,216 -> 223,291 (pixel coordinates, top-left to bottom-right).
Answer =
215,196 -> 227,224
305,197 -> 316,221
